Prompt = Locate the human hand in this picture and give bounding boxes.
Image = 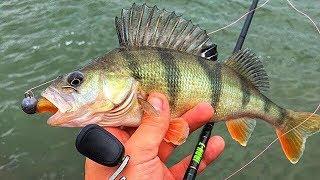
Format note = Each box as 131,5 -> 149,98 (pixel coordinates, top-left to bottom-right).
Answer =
85,93 -> 225,180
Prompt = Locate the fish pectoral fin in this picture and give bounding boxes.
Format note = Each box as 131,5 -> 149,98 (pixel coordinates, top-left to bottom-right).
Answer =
137,97 -> 159,117
164,117 -> 189,145
226,118 -> 256,146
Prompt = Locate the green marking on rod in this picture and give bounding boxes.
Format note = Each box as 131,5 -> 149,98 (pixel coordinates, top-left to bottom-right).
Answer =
192,142 -> 206,164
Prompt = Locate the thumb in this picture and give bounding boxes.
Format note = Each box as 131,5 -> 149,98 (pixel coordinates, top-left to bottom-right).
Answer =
126,93 -> 170,158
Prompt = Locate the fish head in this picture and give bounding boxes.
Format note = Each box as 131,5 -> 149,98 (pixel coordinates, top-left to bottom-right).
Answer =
41,69 -> 141,127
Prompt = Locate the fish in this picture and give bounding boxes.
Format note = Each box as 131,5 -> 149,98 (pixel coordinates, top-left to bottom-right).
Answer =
34,3 -> 320,164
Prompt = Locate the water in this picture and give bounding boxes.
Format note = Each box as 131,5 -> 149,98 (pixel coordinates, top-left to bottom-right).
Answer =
0,0 -> 319,179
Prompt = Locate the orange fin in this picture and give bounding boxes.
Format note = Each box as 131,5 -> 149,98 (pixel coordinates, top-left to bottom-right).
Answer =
276,110 -> 320,164
164,118 -> 189,145
276,129 -> 303,164
226,118 -> 256,146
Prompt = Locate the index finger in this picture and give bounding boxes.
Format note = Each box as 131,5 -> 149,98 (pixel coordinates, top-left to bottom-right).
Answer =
182,102 -> 214,132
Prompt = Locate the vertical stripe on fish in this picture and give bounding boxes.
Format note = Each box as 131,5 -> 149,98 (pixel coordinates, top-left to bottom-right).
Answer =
157,49 -> 181,109
121,51 -> 142,79
212,63 -> 222,107
241,79 -> 251,108
196,57 -> 220,108
263,99 -> 271,113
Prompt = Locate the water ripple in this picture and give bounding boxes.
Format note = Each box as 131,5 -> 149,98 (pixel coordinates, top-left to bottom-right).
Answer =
0,128 -> 15,138
0,0 -> 319,179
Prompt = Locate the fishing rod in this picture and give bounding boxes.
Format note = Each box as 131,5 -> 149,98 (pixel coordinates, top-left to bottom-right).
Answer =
183,0 -> 259,179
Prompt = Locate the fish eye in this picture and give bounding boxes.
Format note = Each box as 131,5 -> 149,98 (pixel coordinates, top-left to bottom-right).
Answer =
67,71 -> 84,87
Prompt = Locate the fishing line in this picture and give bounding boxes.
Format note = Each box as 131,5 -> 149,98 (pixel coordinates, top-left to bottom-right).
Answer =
24,79 -> 55,97
208,0 -> 271,35
224,104 -> 320,180
286,0 -> 320,35
208,0 -> 320,36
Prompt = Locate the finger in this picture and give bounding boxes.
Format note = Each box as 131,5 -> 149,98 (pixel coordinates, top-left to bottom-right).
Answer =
85,158 -> 117,180
105,127 -> 130,144
123,127 -> 137,136
159,103 -> 214,162
169,136 -> 225,179
182,102 -> 214,132
126,93 -> 170,159
158,140 -> 176,162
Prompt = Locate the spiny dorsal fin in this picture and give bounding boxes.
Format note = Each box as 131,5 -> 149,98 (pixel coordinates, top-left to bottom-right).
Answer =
226,118 -> 256,146
225,49 -> 269,92
115,3 -> 217,61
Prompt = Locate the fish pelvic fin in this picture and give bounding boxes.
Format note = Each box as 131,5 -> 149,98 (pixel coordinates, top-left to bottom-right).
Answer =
138,97 -> 189,145
164,117 -> 189,145
224,49 -> 269,92
226,118 -> 256,146
276,110 -> 320,164
115,3 -> 217,61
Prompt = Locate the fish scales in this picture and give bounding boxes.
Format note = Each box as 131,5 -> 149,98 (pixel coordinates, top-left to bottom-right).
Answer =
116,47 -> 215,117
36,3 -> 320,163
95,47 -> 284,123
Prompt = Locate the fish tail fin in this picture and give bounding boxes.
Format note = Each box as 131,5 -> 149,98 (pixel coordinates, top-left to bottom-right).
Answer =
164,118 -> 189,145
276,110 -> 320,164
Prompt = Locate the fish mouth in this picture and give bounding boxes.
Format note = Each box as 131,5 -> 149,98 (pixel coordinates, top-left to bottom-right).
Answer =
40,87 -> 95,127
40,87 -> 75,126
37,97 -> 58,114
46,110 -> 64,126
36,97 -> 66,126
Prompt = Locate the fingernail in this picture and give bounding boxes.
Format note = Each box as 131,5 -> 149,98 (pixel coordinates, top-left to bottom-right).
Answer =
148,96 -> 163,112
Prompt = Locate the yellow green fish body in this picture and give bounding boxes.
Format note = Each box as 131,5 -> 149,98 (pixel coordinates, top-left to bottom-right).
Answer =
39,3 -> 320,164
82,47 -> 283,124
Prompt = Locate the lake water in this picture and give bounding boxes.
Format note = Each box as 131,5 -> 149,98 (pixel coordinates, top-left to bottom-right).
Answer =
1,0 -> 319,179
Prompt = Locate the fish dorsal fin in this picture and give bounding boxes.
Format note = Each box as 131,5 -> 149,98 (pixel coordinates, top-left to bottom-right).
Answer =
115,3 -> 218,61
225,49 -> 269,92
